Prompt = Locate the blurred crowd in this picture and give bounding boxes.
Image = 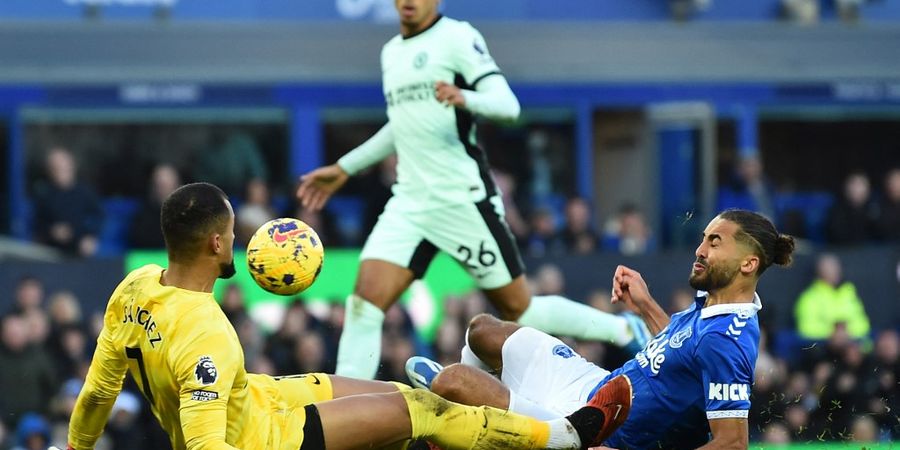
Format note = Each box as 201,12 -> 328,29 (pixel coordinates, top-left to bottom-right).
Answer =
24,141 -> 899,260
1,256 -> 897,449
719,155 -> 900,248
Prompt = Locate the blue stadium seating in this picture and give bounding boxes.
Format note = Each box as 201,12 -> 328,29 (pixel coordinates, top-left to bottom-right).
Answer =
96,197 -> 139,257
325,195 -> 366,245
716,189 -> 834,244
774,192 -> 834,244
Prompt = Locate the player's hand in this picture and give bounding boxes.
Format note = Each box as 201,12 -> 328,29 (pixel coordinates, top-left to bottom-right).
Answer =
611,265 -> 653,314
434,81 -> 466,108
296,164 -> 349,211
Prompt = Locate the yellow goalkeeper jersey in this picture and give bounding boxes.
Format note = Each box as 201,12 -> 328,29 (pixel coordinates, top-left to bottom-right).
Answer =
68,264 -> 331,450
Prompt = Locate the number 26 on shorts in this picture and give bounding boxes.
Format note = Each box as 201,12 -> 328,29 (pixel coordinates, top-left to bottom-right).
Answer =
456,241 -> 497,269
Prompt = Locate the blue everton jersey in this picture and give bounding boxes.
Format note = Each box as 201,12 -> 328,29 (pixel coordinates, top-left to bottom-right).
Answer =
601,292 -> 761,449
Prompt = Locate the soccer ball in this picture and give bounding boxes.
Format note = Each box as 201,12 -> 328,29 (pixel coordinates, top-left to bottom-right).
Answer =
246,218 -> 324,295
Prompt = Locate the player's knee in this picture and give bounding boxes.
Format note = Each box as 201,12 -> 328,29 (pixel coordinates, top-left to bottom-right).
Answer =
430,363 -> 471,402
467,313 -> 507,354
467,313 -> 499,340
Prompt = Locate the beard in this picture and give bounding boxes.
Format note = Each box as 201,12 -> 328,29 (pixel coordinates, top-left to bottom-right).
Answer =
689,258 -> 739,292
218,258 -> 236,279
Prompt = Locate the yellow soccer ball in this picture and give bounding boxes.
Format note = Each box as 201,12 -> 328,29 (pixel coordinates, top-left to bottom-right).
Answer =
247,218 -> 324,295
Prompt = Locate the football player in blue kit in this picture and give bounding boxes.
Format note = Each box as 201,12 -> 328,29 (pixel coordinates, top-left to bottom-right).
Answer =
406,209 -> 796,449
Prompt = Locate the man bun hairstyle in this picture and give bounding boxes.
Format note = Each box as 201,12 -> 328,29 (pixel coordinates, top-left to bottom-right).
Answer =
772,234 -> 795,267
719,208 -> 795,275
161,182 -> 230,261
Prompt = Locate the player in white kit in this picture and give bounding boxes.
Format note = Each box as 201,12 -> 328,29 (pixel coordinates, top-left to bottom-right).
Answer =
297,0 -> 649,379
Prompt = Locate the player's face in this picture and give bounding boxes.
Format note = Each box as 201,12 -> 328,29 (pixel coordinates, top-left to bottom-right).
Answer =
218,202 -> 236,280
395,0 -> 439,29
689,217 -> 744,292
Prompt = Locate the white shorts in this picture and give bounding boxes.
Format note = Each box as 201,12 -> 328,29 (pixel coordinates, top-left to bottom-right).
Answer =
501,327 -> 611,417
360,195 -> 524,289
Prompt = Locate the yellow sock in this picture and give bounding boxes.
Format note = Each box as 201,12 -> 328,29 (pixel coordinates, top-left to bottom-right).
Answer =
400,388 -> 551,450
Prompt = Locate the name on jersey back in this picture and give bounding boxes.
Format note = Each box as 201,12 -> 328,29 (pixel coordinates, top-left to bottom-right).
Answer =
123,302 -> 163,348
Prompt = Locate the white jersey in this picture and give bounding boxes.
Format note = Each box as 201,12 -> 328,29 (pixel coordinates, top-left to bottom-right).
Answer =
381,15 -> 504,210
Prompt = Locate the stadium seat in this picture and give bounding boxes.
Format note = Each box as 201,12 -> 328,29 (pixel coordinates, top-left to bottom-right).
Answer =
15,199 -> 34,241
325,195 -> 366,245
715,188 -> 758,213
96,197 -> 140,257
774,192 -> 834,244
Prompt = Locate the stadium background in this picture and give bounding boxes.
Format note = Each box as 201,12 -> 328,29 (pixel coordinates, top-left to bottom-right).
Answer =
0,0 -> 899,448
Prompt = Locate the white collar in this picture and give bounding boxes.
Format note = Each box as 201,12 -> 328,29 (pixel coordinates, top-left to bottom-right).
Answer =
696,291 -> 763,319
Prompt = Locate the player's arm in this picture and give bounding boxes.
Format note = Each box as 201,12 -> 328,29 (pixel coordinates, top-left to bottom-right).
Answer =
336,123 -> 396,176
175,328 -> 241,450
297,123 -> 395,211
436,75 -> 520,122
611,265 -> 670,334
696,331 -> 754,450
68,308 -> 128,449
697,418 -> 748,450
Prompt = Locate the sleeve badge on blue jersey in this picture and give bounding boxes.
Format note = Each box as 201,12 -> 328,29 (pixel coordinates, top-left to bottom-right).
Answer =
195,355 -> 218,385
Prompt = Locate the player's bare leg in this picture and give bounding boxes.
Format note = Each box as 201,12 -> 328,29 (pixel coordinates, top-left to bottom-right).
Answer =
336,259 -> 415,379
431,363 -> 511,410
355,259 -> 416,311
330,375 -> 404,398
482,274 -> 531,320
316,393 -> 412,449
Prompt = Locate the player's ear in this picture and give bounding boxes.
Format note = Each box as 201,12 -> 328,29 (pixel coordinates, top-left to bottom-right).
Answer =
740,254 -> 759,276
211,232 -> 223,255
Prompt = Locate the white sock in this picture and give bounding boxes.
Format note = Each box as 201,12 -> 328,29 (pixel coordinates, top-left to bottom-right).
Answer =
547,418 -> 582,449
518,295 -> 632,347
335,294 -> 385,379
460,329 -> 491,371
508,391 -> 561,420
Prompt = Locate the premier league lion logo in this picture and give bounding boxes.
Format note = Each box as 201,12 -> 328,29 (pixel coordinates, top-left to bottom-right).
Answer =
195,356 -> 218,385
